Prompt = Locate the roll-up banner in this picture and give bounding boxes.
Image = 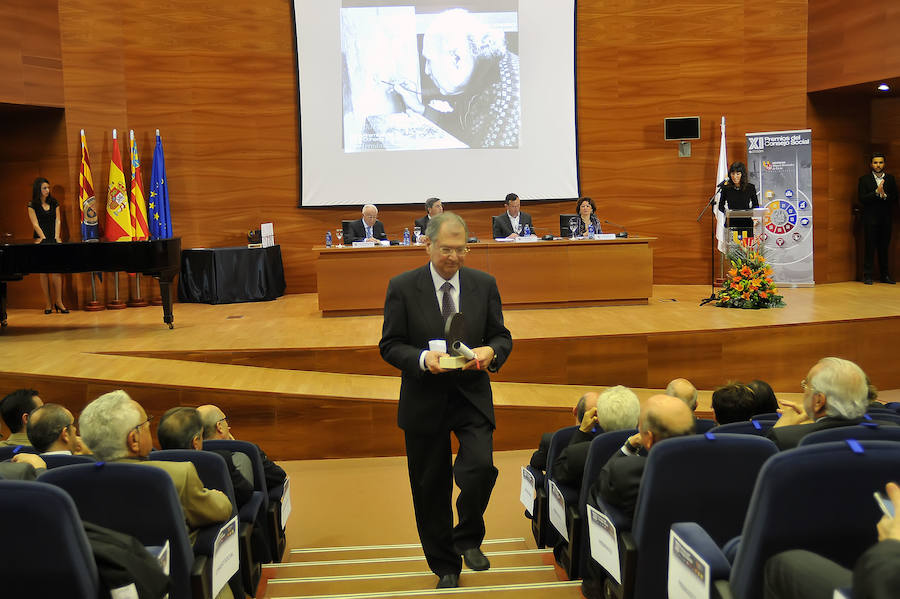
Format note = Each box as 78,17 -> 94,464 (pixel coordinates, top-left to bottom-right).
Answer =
746,129 -> 814,285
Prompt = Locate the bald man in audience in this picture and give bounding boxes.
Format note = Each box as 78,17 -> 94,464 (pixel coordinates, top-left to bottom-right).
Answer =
530,391 -> 599,473
197,404 -> 286,492
79,391 -> 233,543
767,357 -> 895,450
588,394 -> 695,521
157,406 -> 253,507
551,386 -> 641,486
0,388 -> 43,446
665,378 -> 699,413
26,403 -> 81,454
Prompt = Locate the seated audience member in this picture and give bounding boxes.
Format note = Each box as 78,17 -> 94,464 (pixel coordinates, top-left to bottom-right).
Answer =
26,403 -> 80,454
346,204 -> 388,243
79,391 -> 233,538
197,404 -> 286,492
588,394 -> 695,521
157,406 -> 253,507
492,193 -> 533,239
748,379 -> 779,414
0,388 -> 43,446
0,453 -> 47,480
530,392 -> 598,473
666,378 -> 699,413
712,383 -> 758,424
551,386 -> 641,486
866,376 -> 882,409
415,197 -> 443,235
767,357 -> 893,450
764,481 -> 900,599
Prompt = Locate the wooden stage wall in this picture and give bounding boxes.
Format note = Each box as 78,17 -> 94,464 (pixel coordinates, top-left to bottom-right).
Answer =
1,0 -> 833,310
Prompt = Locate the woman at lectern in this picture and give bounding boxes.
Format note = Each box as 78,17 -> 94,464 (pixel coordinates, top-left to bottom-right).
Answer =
717,161 -> 759,239
575,197 -> 602,236
27,177 -> 68,315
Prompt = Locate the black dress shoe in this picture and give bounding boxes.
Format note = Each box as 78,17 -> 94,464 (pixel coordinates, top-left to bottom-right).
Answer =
864,278 -> 874,285
436,574 -> 459,589
882,276 -> 896,285
461,547 -> 490,571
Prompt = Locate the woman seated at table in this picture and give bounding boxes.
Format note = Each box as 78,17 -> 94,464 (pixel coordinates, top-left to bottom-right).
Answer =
575,197 -> 602,236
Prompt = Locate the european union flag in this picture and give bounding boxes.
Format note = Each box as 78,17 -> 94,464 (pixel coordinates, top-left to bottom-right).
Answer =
148,131 -> 172,239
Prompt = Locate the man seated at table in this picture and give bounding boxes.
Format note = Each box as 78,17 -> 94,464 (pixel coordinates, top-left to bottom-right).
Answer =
415,197 -> 443,236
492,193 -> 533,239
346,204 -> 388,243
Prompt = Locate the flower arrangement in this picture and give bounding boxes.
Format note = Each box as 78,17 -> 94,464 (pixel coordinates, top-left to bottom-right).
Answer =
715,246 -> 784,309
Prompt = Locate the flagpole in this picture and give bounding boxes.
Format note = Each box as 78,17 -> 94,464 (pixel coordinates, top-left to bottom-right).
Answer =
107,128 -> 127,310
127,129 -> 149,308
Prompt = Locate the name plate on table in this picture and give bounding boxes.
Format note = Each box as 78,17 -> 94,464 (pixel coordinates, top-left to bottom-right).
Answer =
212,516 -> 240,598
548,480 -> 568,541
667,529 -> 710,599
514,236 -> 539,243
520,467 -> 536,514
596,233 -> 616,240
588,504 -> 621,584
351,241 -> 376,247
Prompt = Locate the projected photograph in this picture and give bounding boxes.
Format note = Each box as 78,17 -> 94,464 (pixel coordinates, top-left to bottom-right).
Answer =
341,3 -> 519,152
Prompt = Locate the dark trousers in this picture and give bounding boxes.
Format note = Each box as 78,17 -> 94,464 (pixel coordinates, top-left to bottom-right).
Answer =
864,212 -> 892,279
763,549 -> 851,599
404,394 -> 498,577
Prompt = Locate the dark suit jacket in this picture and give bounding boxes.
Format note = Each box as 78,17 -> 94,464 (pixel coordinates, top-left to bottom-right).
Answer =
854,539 -> 900,599
492,211 -> 533,238
379,264 -> 513,433
859,172 -> 898,220
414,215 -> 431,235
530,432 -> 554,471
766,416 -> 868,450
0,461 -> 41,480
208,449 -> 254,507
590,450 -> 646,522
551,428 -> 598,487
346,219 -> 387,243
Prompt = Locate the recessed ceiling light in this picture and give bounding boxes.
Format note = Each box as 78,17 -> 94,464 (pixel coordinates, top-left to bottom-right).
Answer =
877,83 -> 891,91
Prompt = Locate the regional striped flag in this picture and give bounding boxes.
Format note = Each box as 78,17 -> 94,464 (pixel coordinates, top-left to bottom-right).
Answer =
78,129 -> 99,241
148,130 -> 172,239
104,129 -> 133,241
129,130 -> 150,241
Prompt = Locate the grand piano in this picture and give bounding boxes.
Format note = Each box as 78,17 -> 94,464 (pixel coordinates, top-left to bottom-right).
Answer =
0,238 -> 182,329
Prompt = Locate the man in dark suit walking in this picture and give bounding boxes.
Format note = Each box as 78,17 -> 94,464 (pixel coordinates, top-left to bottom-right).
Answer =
380,212 -> 513,589
492,193 -> 533,239
346,204 -> 388,243
859,152 -> 898,285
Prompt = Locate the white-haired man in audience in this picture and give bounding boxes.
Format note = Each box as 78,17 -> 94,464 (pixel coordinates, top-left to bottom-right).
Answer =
26,403 -> 78,454
666,378 -> 698,413
767,357 -> 894,450
551,385 -> 641,486
197,404 -> 286,493
79,391 -> 233,541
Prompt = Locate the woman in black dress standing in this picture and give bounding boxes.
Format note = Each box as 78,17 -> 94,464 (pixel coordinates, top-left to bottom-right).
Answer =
27,177 -> 68,314
717,162 -> 759,240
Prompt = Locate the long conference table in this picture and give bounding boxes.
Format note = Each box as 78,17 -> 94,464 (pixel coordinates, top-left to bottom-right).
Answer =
314,236 -> 654,316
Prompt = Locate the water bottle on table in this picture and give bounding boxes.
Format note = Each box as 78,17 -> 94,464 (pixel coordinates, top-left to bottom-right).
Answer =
403,228 -> 411,246
325,231 -> 332,248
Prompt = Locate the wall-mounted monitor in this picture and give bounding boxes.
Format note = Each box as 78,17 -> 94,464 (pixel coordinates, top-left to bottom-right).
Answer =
664,117 -> 700,141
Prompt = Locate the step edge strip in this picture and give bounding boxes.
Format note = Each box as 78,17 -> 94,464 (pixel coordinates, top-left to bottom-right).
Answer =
267,565 -> 556,584
264,549 -> 552,568
288,538 -> 527,554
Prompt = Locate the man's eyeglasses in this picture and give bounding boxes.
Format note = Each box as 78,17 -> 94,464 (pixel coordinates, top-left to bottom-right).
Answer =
133,415 -> 154,434
438,246 -> 470,257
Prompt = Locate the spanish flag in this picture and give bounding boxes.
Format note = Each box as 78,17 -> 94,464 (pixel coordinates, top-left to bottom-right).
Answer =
104,129 -> 133,241
78,129 -> 99,241
129,130 -> 150,241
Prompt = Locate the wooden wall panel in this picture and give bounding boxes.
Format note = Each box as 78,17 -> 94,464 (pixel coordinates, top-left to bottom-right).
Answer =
0,0 -> 64,107
5,0 -> 811,312
808,0 -> 900,92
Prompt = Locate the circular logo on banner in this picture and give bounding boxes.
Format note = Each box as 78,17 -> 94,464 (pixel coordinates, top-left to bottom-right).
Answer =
785,189 -> 794,199
764,200 -> 797,235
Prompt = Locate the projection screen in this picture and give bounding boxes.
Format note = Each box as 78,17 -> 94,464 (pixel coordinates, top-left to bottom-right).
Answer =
293,0 -> 579,206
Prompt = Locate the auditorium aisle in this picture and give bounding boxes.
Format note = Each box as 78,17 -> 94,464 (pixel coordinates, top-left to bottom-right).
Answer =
259,449 -> 583,598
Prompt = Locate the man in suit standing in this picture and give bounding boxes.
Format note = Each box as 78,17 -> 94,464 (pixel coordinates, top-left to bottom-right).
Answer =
346,204 -> 388,243
859,152 -> 899,285
380,212 -> 513,589
492,193 -> 532,239
414,197 -> 443,237
766,357 -> 888,450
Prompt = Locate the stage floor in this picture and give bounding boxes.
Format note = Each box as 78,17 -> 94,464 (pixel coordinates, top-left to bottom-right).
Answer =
2,283 -> 897,457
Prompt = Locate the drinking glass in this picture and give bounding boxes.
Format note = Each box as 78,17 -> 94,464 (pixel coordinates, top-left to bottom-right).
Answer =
413,226 -> 422,244
335,228 -> 343,247
568,217 -> 579,239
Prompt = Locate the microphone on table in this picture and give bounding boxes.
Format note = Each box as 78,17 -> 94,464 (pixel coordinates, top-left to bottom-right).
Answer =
603,220 -> 629,238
